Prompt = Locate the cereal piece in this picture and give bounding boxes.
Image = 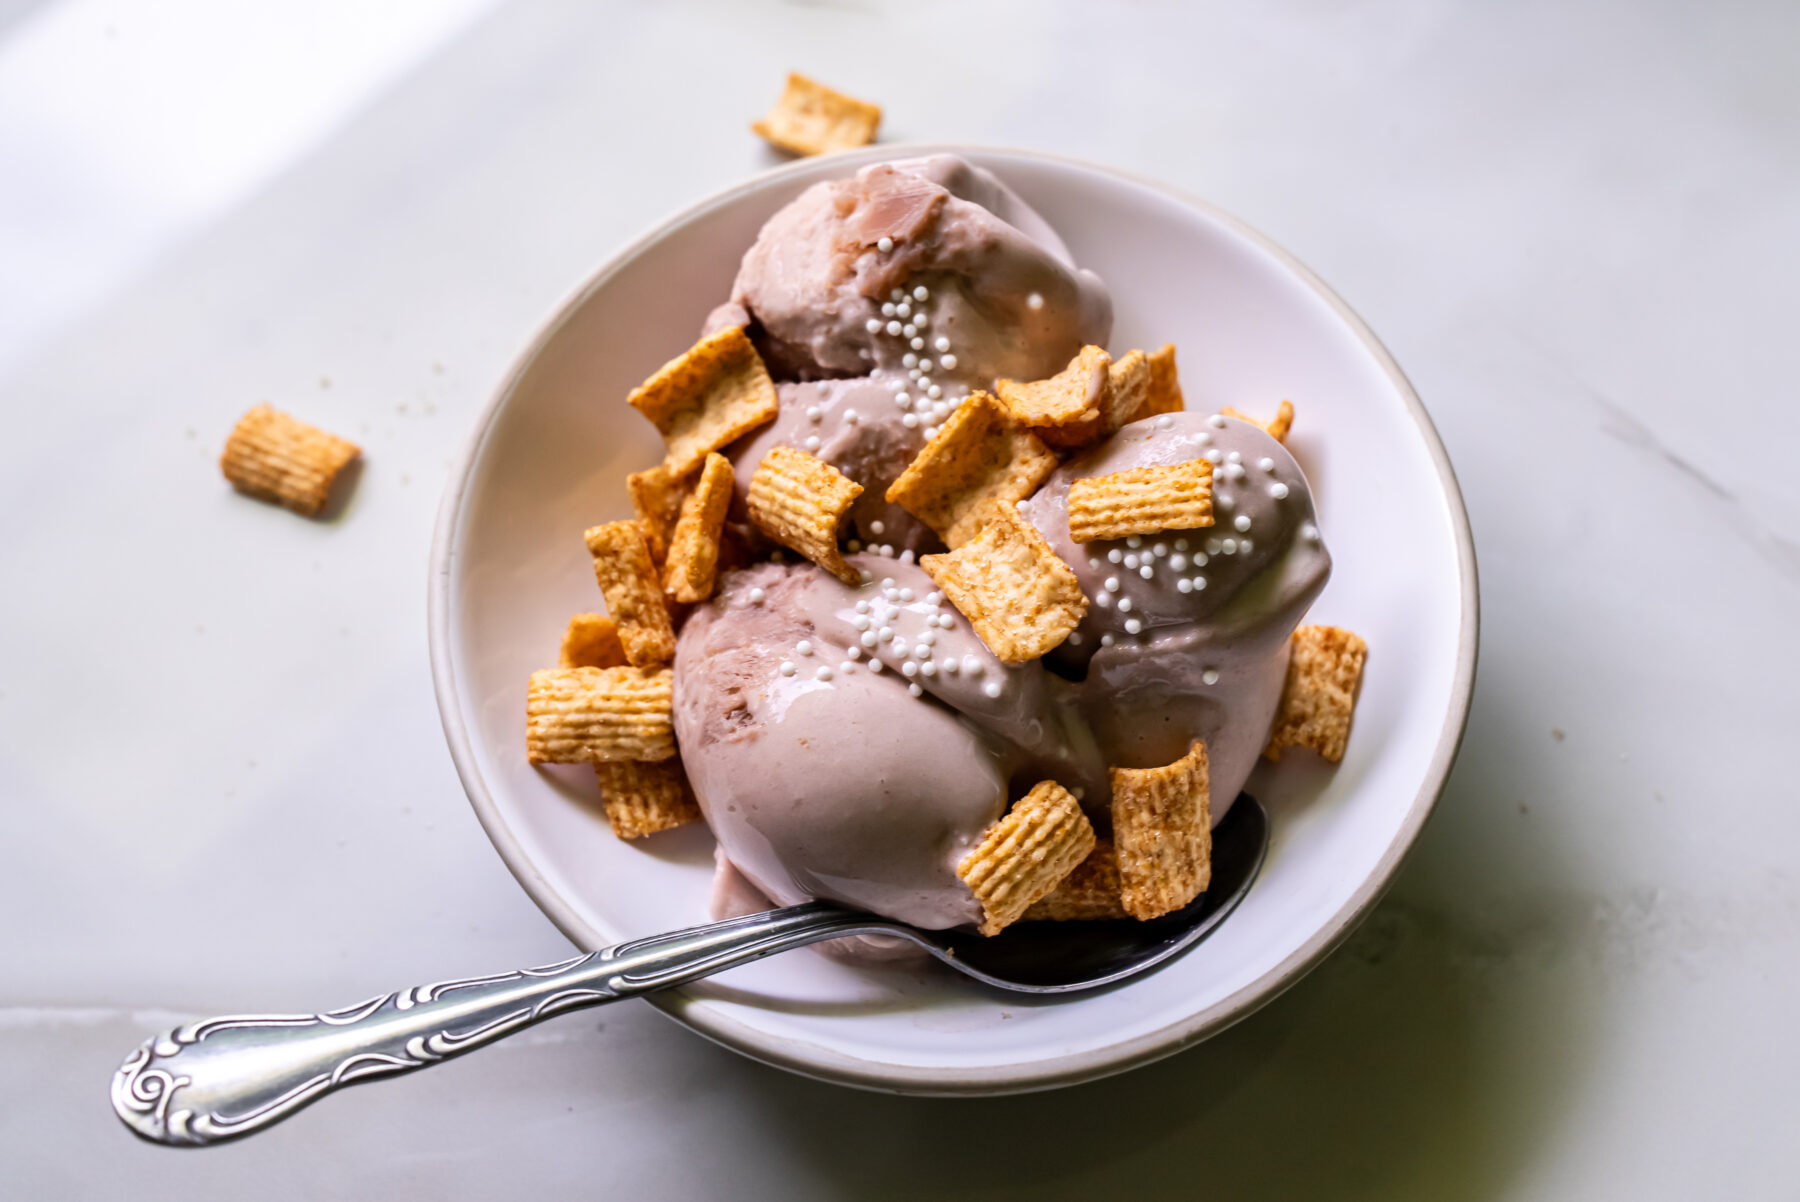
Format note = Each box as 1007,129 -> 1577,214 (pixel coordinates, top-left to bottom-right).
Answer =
996,345 -> 1111,429
751,72 -> 881,157
1101,349 -> 1153,430
1065,458 -> 1215,542
1220,400 -> 1295,443
593,758 -> 702,839
921,507 -> 1087,663
957,781 -> 1096,936
583,521 -> 677,666
559,613 -> 627,669
746,446 -> 863,585
627,464 -> 689,565
1111,741 -> 1211,920
220,404 -> 360,517
1143,344 -> 1185,416
628,327 -> 780,476
1023,839 -> 1129,921
525,666 -> 674,765
663,452 -> 734,603
885,391 -> 1059,548
1264,625 -> 1368,763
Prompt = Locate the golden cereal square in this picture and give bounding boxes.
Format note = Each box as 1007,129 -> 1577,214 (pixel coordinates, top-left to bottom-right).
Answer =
593,758 -> 703,839
1264,625 -> 1368,763
1220,400 -> 1295,443
662,452 -> 735,603
220,404 -> 360,517
583,521 -> 677,666
885,391 -> 1058,548
559,613 -> 627,670
628,464 -> 690,565
1110,741 -> 1212,920
1023,839 -> 1129,921
957,781 -> 1096,936
1065,459 -> 1215,542
920,507 -> 1087,663
525,667 -> 674,765
628,327 -> 779,476
752,72 -> 881,156
746,445 -> 863,585
996,345 -> 1111,429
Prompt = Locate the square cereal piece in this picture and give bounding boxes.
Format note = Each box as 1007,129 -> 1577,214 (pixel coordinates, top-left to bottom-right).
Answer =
559,613 -> 627,669
583,521 -> 677,666
220,404 -> 360,517
958,781 -> 1096,936
1023,839 -> 1129,921
752,72 -> 881,157
628,327 -> 780,476
628,464 -> 690,565
663,452 -> 735,603
1143,344 -> 1185,416
525,666 -> 674,765
996,345 -> 1111,429
746,445 -> 863,585
594,758 -> 703,839
1220,400 -> 1294,443
920,506 -> 1087,663
885,391 -> 1059,548
1110,741 -> 1211,920
1100,349 -> 1153,430
1264,625 -> 1368,763
1065,458 -> 1215,543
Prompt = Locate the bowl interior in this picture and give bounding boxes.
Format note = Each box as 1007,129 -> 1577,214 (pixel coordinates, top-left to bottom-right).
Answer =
432,146 -> 1473,1092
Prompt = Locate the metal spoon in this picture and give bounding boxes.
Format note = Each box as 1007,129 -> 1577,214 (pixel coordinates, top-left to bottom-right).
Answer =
112,795 -> 1267,1146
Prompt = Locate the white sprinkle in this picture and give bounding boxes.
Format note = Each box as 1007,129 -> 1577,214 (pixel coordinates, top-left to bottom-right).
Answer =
869,657 -> 883,673
1177,578 -> 1193,594
1192,551 -> 1209,566
1208,414 -> 1227,428
779,661 -> 796,676
805,405 -> 822,423
878,626 -> 893,642
903,324 -> 917,338
860,568 -> 873,583
1101,634 -> 1115,647
910,337 -> 925,350
905,682 -> 920,697
943,656 -> 960,674
1234,514 -> 1252,533
903,352 -> 918,368
1126,536 -> 1142,549
865,318 -> 882,333
923,425 -> 939,440
1216,492 -> 1234,512
898,587 -> 914,601
853,615 -> 871,632
847,645 -> 861,660
963,655 -> 982,676
1194,432 -> 1212,446
1206,538 -> 1222,554
1094,590 -> 1112,608
919,358 -> 933,372
1204,447 -> 1224,464
982,681 -> 1003,698
901,660 -> 918,678
816,665 -> 834,681
1155,415 -> 1174,429
796,640 -> 813,656
804,435 -> 821,452
1169,554 -> 1188,571
1139,564 -> 1154,580
1108,549 -> 1123,564
886,320 -> 903,336
940,353 -> 957,370
902,413 -> 919,429
920,661 -> 938,677
1089,557 -> 1103,571
1239,538 -> 1254,553
1302,523 -> 1320,543
1202,668 -> 1220,686
933,336 -> 950,352
1191,576 -> 1207,590
918,630 -> 936,647
877,237 -> 894,253
916,644 -> 933,661
881,302 -> 896,317
839,661 -> 855,674
843,408 -> 859,425
1123,554 -> 1139,569
1117,597 -> 1133,613
913,285 -> 929,301
1125,618 -> 1142,634
890,288 -> 905,302
1221,538 -> 1238,555
1015,498 -> 1028,511
1104,576 -> 1120,592
1269,482 -> 1290,500
1026,292 -> 1044,310
1227,450 -> 1242,463
896,302 -> 911,319
927,384 -> 942,399
1258,457 -> 1276,473
894,393 -> 911,410
914,312 -> 929,327
748,587 -> 766,603
870,520 -> 886,536
1152,542 -> 1168,558
890,638 -> 907,657
880,544 -> 896,557
816,380 -> 831,394
1225,463 -> 1246,482
938,616 -> 955,630
926,591 -> 941,605
1174,538 -> 1188,551
1068,632 -> 1083,646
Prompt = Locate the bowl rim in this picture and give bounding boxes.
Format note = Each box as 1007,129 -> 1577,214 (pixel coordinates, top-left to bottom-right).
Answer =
427,142 -> 1480,1095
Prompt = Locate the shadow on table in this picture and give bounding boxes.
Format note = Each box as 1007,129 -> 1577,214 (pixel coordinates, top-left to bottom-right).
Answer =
725,687 -> 1600,1202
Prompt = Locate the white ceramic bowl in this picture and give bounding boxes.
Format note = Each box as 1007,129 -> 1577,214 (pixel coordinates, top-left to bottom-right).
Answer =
428,145 -> 1477,1095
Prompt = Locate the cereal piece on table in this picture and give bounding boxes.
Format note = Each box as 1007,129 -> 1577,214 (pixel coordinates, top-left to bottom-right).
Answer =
958,781 -> 1096,936
583,521 -> 677,666
1143,344 -> 1185,416
1111,741 -> 1211,920
1023,839 -> 1129,921
593,758 -> 702,839
1065,458 -> 1215,542
628,327 -> 780,476
752,72 -> 881,157
627,464 -> 689,565
885,391 -> 1059,548
525,666 -> 674,765
746,446 -> 864,585
921,507 -> 1088,663
996,345 -> 1111,429
559,613 -> 627,669
220,404 -> 360,517
663,452 -> 735,603
1264,625 -> 1368,763
1220,399 -> 1295,443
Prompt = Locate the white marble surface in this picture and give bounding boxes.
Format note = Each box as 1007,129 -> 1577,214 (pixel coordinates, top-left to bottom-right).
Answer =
3,0 -> 1797,1196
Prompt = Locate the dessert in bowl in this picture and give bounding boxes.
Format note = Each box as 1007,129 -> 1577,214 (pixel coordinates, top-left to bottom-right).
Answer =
429,145 -> 1476,1093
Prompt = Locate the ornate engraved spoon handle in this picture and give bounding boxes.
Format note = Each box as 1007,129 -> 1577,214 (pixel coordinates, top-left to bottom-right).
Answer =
113,902 -> 891,1146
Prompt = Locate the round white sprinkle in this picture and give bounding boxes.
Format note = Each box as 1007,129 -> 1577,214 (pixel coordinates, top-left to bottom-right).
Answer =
1208,414 -> 1227,428
933,336 -> 950,352
916,644 -> 932,660
940,353 -> 957,370
1123,554 -> 1140,569
1104,576 -> 1120,592
853,616 -> 871,632
1234,514 -> 1252,533
963,656 -> 982,676
869,657 -> 883,673
845,409 -> 861,426
913,285 -> 929,301
1206,538 -> 1222,554
1302,523 -> 1320,543
938,616 -> 955,630
816,380 -> 830,394
1169,554 -> 1188,571
1195,432 -> 1212,446
865,318 -> 882,333
918,630 -> 936,647
880,544 -> 896,557
919,358 -> 933,372
1192,576 -> 1207,590
1227,450 -> 1242,464
1204,448 -> 1224,464
982,681 -> 1003,698
904,682 -> 920,697
943,656 -> 960,674
1174,538 -> 1189,551
1226,463 -> 1247,482
796,640 -> 813,656
869,520 -> 886,536
1125,618 -> 1143,634
1094,591 -> 1112,608
1222,539 -> 1238,555
1258,457 -> 1276,473
1089,557 -> 1103,571
927,384 -> 942,399
1177,578 -> 1193,594
1152,542 -> 1168,558
1202,668 -> 1220,686
898,587 -> 914,601
1108,549 -> 1124,564
1127,536 -> 1143,549
901,660 -> 917,677
748,587 -> 766,603
926,590 -> 942,605
902,413 -> 919,429
1193,551 -> 1209,566
1068,632 -> 1083,646
878,627 -> 893,642
816,666 -> 834,681
896,302 -> 911,319
839,661 -> 855,674
855,598 -> 871,613
804,405 -> 821,423
1155,415 -> 1174,429
1101,634 -> 1115,647
804,435 -> 821,452
910,336 -> 925,350
779,661 -> 796,676
881,302 -> 896,317
847,645 -> 861,660
886,320 -> 903,336
914,312 -> 929,327
903,353 -> 918,368
920,661 -> 938,677
923,425 -> 939,440
1269,482 -> 1290,500
1139,564 -> 1154,579
1216,492 -> 1234,512
894,394 -> 911,410
877,237 -> 894,253
1117,597 -> 1133,613
1026,293 -> 1044,310
1239,538 -> 1254,553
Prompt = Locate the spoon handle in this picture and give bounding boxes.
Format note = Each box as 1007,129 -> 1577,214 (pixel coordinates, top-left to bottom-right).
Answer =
112,902 -> 888,1146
